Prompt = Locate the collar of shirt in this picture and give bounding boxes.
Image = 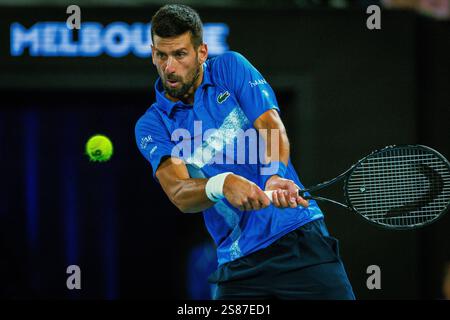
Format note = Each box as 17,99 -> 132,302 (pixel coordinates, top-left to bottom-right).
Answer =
154,62 -> 213,117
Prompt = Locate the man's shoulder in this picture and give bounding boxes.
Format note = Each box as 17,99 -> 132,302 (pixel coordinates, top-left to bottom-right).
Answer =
216,50 -> 245,61
208,51 -> 248,86
135,103 -> 163,132
209,50 -> 246,69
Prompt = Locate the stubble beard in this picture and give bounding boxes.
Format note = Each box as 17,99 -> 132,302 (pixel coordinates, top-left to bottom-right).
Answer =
163,64 -> 201,100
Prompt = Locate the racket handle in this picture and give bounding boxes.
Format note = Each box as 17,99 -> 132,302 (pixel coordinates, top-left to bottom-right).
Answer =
264,190 -> 310,202
264,190 -> 275,202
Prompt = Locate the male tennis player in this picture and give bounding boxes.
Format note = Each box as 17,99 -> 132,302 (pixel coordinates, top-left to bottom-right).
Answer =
135,4 -> 355,299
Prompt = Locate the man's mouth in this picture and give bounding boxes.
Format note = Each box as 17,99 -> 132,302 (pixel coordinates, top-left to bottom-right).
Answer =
166,79 -> 180,88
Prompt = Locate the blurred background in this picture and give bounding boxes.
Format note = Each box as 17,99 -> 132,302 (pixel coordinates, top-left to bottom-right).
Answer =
0,0 -> 449,300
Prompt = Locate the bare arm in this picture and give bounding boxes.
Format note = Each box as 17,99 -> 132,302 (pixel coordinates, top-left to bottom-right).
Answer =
155,109 -> 306,213
156,157 -> 213,213
254,109 -> 290,167
156,157 -> 270,213
254,109 -> 309,208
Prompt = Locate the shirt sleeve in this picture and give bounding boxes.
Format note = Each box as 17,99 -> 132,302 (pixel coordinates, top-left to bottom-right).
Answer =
135,110 -> 175,179
217,51 -> 280,125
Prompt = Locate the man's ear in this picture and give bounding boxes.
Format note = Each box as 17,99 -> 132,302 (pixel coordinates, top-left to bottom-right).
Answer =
151,45 -> 156,65
197,43 -> 208,64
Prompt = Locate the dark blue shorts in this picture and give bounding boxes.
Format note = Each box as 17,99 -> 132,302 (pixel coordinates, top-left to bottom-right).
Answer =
208,219 -> 355,300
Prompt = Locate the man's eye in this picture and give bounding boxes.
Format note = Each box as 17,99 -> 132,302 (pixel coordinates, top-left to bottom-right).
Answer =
176,52 -> 186,58
157,52 -> 166,58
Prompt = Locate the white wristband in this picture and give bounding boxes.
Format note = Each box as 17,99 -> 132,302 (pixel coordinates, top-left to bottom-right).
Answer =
205,172 -> 233,202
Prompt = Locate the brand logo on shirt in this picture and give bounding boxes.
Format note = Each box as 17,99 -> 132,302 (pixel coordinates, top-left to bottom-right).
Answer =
140,134 -> 153,150
217,91 -> 230,104
149,145 -> 157,159
249,78 -> 267,88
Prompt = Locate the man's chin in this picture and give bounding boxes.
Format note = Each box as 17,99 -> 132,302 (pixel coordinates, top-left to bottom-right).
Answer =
163,84 -> 190,99
164,88 -> 182,99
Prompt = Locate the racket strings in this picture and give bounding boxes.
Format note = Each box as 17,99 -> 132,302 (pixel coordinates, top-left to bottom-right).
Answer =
347,147 -> 450,227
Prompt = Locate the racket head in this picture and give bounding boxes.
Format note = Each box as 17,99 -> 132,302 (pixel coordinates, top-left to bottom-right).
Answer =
344,145 -> 450,230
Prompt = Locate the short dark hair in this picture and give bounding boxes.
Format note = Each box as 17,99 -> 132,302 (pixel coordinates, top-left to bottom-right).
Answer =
151,4 -> 203,48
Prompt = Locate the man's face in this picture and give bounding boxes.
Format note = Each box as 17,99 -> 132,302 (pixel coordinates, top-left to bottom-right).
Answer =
151,32 -> 207,100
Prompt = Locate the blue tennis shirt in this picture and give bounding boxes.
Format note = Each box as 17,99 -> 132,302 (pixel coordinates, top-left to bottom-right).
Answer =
135,51 -> 324,266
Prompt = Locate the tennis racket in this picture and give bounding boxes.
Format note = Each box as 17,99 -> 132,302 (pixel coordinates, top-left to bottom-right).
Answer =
264,145 -> 450,230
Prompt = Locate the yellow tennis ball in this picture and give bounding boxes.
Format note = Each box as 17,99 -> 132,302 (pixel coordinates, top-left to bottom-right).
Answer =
85,134 -> 113,162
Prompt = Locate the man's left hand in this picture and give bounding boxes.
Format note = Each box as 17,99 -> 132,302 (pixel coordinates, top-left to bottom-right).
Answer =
265,175 -> 309,208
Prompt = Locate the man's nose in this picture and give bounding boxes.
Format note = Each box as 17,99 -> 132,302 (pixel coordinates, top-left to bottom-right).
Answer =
164,56 -> 176,74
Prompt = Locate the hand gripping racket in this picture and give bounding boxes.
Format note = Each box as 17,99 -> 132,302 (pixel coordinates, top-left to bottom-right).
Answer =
265,145 -> 450,230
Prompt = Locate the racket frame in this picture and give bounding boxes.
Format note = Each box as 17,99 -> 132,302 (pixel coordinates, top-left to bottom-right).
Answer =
301,144 -> 450,230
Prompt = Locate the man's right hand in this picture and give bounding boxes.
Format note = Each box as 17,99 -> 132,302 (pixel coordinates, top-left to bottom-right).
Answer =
223,174 -> 271,211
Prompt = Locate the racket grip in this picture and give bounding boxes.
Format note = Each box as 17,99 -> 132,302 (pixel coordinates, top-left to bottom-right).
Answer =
264,190 -> 308,202
264,190 -> 274,202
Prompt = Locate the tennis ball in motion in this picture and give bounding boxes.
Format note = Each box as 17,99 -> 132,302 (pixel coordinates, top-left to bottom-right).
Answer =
85,134 -> 113,162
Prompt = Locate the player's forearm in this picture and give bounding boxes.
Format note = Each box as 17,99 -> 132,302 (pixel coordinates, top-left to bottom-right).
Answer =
274,127 -> 290,166
262,125 -> 290,167
254,110 -> 290,168
169,178 -> 215,213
